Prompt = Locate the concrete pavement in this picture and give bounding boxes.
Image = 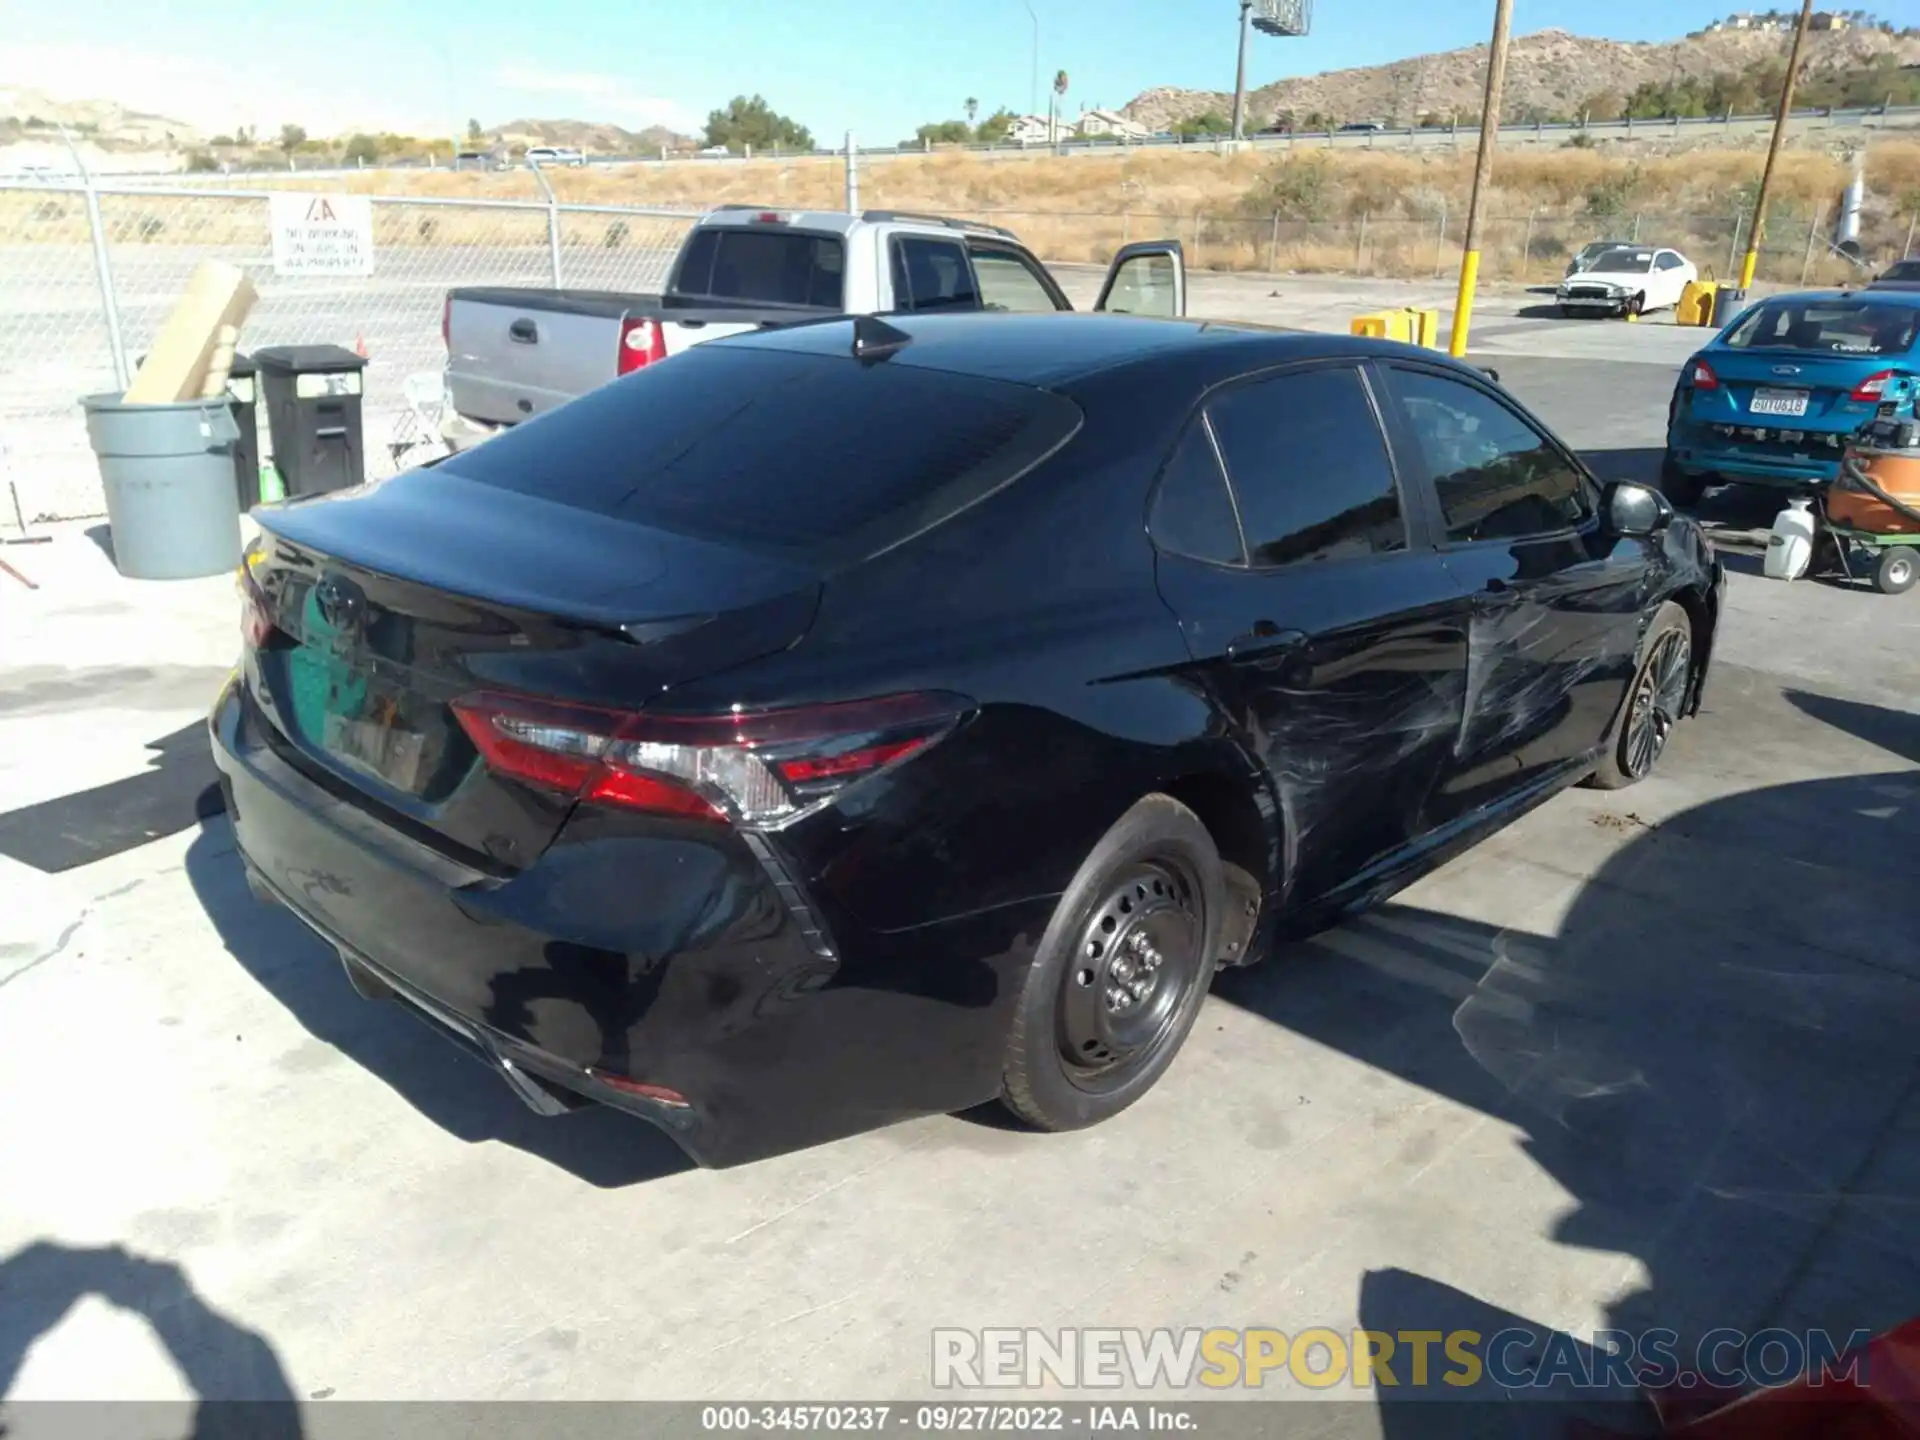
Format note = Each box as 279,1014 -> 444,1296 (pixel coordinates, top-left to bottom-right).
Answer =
0,354 -> 1914,1425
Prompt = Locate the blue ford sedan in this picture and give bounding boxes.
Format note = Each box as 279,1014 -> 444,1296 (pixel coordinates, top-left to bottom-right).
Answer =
1663,289 -> 1920,506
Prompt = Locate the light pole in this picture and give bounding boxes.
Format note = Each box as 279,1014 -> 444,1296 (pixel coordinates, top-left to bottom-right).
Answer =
1448,0 -> 1514,357
1231,0 -> 1254,142
1740,0 -> 1815,289
1023,2 -> 1040,120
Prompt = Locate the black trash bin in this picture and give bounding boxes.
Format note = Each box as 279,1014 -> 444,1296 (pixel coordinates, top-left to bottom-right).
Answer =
255,344 -> 367,498
227,352 -> 264,509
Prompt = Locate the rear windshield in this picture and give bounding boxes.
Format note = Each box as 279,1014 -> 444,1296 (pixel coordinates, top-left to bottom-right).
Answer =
441,343 -> 1080,558
1724,299 -> 1919,355
1880,261 -> 1920,282
671,228 -> 846,308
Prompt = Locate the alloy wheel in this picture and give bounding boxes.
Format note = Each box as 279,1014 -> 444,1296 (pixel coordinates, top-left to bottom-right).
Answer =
1060,859 -> 1204,1093
1623,629 -> 1691,779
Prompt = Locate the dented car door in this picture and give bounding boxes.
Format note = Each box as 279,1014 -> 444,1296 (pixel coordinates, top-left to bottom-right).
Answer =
1376,362 -> 1648,812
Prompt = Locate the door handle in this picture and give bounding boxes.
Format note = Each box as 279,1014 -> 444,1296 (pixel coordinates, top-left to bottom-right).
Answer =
508,319 -> 538,344
1226,622 -> 1307,661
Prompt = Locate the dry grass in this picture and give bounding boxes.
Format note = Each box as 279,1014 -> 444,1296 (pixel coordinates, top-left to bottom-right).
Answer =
7,138 -> 1917,285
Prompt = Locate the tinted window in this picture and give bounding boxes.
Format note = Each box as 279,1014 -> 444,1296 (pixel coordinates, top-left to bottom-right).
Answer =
972,248 -> 1063,313
1204,367 -> 1405,567
1148,423 -> 1243,565
1388,369 -> 1591,543
1656,252 -> 1685,270
444,345 -> 1079,558
891,237 -> 980,313
1880,260 -> 1920,282
1591,250 -> 1655,273
673,229 -> 846,308
1723,298 -> 1917,356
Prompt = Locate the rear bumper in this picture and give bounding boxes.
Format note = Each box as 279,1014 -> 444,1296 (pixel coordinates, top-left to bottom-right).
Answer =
209,680 -> 1045,1167
1667,435 -> 1842,489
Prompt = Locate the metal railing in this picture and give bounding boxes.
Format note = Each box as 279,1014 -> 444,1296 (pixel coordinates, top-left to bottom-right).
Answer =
26,101 -> 1919,181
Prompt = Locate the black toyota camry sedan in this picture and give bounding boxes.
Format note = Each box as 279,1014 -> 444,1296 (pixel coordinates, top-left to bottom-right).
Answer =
212,313 -> 1724,1167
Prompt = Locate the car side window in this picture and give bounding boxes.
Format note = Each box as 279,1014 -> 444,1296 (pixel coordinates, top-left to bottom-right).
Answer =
1656,252 -> 1684,271
1147,421 -> 1244,566
969,246 -> 1066,313
1386,367 -> 1593,544
1203,366 -> 1406,568
890,237 -> 981,313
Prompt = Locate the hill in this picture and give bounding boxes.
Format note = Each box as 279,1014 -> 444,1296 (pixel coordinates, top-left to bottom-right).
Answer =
483,117 -> 695,154
0,86 -> 201,149
1124,26 -> 1920,131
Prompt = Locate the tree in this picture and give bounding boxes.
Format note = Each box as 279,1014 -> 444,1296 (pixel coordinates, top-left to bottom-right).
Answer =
344,133 -> 379,164
1053,70 -> 1069,99
964,97 -> 979,126
466,117 -> 483,142
976,107 -> 1017,142
278,123 -> 307,154
1173,111 -> 1231,137
906,119 -> 974,147
704,94 -> 813,153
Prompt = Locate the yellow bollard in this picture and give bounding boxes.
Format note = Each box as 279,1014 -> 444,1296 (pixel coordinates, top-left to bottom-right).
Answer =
1402,307 -> 1441,348
1352,311 -> 1419,342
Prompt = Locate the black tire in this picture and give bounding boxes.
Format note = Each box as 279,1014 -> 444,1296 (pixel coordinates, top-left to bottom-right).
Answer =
1000,794 -> 1225,1132
1873,547 -> 1918,596
1588,602 -> 1693,791
1659,453 -> 1707,509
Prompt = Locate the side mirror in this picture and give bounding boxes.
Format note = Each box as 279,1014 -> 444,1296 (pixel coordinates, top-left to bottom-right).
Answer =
1605,480 -> 1674,537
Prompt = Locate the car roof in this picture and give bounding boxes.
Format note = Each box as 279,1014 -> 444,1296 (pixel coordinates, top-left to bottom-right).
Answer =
1738,287 -> 1920,308
709,312 -> 1477,390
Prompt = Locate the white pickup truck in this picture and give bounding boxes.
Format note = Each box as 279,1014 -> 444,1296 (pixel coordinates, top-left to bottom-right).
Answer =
442,208 -> 1185,436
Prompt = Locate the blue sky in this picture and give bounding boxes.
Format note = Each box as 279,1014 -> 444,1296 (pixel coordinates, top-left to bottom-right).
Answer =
1,0 -> 1750,143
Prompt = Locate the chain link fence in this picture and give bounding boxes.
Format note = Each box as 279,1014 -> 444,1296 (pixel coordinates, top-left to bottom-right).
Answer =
1,179 -> 700,523
4,174 -> 1916,524
962,206 -> 1916,285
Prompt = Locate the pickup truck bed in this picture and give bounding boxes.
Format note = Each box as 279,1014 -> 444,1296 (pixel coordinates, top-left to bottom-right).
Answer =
445,287 -> 829,427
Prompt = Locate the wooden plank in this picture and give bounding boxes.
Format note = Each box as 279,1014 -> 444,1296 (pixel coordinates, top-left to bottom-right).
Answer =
123,261 -> 257,405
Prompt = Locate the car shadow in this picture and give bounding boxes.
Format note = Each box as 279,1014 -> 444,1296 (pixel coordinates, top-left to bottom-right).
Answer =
1212,684 -> 1920,1431
0,1239 -> 303,1435
0,721 -> 224,873
184,818 -> 693,1189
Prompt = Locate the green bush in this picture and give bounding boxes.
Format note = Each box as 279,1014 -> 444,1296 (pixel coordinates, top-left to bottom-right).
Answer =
605,219 -> 630,248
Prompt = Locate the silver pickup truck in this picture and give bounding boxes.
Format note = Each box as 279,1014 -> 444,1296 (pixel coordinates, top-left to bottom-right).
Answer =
443,207 -> 1185,435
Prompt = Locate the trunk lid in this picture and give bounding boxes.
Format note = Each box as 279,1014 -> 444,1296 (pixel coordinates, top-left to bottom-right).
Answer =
246,466 -> 820,870
1689,351 -> 1886,433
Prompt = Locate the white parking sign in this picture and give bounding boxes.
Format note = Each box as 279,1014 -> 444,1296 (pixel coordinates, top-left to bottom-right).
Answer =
269,193 -> 375,276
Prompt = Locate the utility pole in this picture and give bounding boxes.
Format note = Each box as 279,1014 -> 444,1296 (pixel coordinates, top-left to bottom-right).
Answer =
1231,0 -> 1254,142
1740,0 -> 1815,290
1023,2 -> 1040,121
1448,0 -> 1514,357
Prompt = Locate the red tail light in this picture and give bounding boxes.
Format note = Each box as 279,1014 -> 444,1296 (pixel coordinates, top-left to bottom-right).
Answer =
1851,369 -> 1895,403
237,569 -> 273,649
449,691 -> 968,825
616,317 -> 667,375
1690,360 -> 1719,391
441,295 -> 451,350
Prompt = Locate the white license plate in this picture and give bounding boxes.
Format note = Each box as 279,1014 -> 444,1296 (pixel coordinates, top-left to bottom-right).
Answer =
1750,388 -> 1809,417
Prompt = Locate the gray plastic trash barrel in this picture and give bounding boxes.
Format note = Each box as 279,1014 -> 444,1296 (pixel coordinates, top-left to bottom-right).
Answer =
81,392 -> 244,580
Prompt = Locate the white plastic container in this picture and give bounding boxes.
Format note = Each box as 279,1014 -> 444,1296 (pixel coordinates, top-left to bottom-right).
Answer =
1764,498 -> 1817,581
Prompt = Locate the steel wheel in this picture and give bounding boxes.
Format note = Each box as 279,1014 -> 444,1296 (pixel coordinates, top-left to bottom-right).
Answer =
1059,859 -> 1204,1095
1874,548 -> 1917,596
1623,628 -> 1691,779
